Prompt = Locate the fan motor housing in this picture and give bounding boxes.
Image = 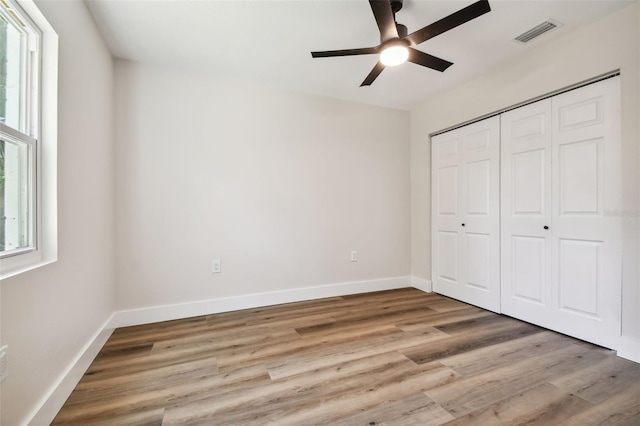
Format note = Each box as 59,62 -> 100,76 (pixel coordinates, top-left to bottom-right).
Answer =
396,23 -> 408,39
390,0 -> 403,14
380,23 -> 407,44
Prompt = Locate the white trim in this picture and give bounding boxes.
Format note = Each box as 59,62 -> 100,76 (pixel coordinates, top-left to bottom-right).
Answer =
108,277 -> 412,328
411,276 -> 432,293
26,315 -> 115,426
617,335 -> 640,363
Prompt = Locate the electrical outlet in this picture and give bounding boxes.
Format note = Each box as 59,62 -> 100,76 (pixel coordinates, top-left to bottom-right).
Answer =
0,345 -> 8,383
212,259 -> 221,273
351,250 -> 358,262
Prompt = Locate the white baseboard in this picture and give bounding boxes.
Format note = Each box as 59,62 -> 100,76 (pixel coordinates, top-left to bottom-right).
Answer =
411,276 -> 432,293
617,335 -> 640,363
108,276 -> 412,328
27,316 -> 115,426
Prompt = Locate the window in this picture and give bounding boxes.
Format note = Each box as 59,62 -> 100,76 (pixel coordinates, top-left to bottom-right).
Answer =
0,0 -> 39,257
0,0 -> 56,278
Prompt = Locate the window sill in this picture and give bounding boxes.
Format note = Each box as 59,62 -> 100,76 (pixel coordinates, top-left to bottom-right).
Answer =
0,251 -> 57,280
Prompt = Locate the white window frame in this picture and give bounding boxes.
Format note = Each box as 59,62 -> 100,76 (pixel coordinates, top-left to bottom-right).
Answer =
0,0 -> 57,279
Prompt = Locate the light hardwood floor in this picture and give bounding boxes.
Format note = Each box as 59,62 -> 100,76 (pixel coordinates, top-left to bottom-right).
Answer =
54,288 -> 640,425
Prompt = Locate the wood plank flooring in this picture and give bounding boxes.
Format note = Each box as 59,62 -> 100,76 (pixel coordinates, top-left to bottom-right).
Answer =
53,288 -> 640,425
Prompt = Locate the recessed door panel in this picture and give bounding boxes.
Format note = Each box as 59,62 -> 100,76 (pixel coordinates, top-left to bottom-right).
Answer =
466,160 -> 489,215
559,139 -> 602,215
437,231 -> 458,282
465,129 -> 490,151
439,138 -> 459,158
513,113 -> 546,140
558,239 -> 601,318
438,166 -> 458,215
558,97 -> 602,131
513,149 -> 545,215
512,236 -> 545,304
466,233 -> 490,290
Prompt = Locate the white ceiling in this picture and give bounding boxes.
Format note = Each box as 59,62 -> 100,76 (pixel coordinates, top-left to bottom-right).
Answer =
85,0 -> 634,110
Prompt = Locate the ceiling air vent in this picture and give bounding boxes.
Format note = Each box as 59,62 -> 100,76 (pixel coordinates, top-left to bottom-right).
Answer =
514,19 -> 562,43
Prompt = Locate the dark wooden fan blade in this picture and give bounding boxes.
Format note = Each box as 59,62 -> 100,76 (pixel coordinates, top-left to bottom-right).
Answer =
360,61 -> 386,86
311,47 -> 379,58
405,0 -> 491,46
369,0 -> 399,42
407,48 -> 453,72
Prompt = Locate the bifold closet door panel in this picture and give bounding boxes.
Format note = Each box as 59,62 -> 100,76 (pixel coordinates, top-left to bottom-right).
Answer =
550,77 -> 621,348
432,116 -> 500,313
500,99 -> 553,324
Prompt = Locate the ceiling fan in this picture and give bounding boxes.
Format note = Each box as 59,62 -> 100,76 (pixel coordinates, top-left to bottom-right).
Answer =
310,0 -> 491,86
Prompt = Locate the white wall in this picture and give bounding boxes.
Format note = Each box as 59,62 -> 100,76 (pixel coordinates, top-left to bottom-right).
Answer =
115,61 -> 411,311
410,3 -> 640,341
0,1 -> 115,424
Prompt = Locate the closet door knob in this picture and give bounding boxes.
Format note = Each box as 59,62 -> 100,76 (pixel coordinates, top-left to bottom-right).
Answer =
544,226 -> 549,230
461,223 -> 466,227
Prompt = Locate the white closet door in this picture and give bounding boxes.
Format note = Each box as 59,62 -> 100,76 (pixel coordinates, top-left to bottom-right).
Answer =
501,99 -> 553,321
551,77 -> 621,348
501,77 -> 621,348
432,116 -> 500,312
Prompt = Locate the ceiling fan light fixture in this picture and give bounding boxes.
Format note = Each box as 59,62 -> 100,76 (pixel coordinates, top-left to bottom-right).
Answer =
310,0 -> 493,86
380,44 -> 408,66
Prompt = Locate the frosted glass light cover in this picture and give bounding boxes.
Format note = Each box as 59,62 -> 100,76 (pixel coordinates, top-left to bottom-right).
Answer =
380,45 -> 408,66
